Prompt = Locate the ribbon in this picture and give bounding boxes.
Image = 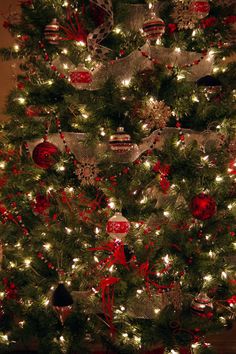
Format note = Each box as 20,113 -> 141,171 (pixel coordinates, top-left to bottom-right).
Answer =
98,277 -> 120,336
90,240 -> 130,270
87,0 -> 114,60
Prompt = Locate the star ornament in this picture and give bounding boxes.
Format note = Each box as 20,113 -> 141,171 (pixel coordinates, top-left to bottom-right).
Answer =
76,157 -> 99,185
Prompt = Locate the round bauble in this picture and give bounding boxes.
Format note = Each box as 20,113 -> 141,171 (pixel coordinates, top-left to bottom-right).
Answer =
69,65 -> 93,89
228,159 -> 236,175
191,292 -> 213,315
196,75 -> 222,95
142,16 -> 165,41
32,142 -> 59,169
44,18 -> 60,45
52,283 -> 73,324
190,0 -> 210,19
190,193 -> 216,220
106,212 -> 130,240
109,127 -> 133,154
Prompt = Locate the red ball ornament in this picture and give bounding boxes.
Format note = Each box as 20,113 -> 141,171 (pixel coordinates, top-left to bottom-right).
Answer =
109,127 -> 133,154
228,159 -> 236,175
142,16 -> 165,41
190,193 -> 216,220
69,66 -> 93,89
106,212 -> 130,240
190,0 -> 210,19
32,142 -> 59,169
44,18 -> 60,45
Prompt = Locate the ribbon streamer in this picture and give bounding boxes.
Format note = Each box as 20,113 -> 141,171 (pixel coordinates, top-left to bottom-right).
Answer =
98,277 -> 120,336
87,0 -> 114,60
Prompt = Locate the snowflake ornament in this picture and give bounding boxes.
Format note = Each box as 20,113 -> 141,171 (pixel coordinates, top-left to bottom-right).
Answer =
76,157 -> 99,185
172,1 -> 196,30
138,98 -> 172,130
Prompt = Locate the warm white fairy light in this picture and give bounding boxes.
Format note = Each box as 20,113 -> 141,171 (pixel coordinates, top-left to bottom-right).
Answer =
204,274 -> 212,282
215,175 -> 223,182
19,321 -> 25,328
122,333 -> 128,338
154,308 -> 160,314
60,336 -> 65,343
120,306 -> 125,311
9,261 -> 16,268
42,298 -> 50,306
192,95 -> 199,102
24,258 -> 32,267
85,55 -> 92,62
144,161 -> 151,169
47,79 -> 54,85
13,44 -> 20,52
171,350 -> 180,354
174,47 -> 181,53
17,97 -> 26,105
121,78 -> 131,87
114,26 -> 121,34
94,256 -> 99,263
0,334 -> 9,343
0,161 -> 6,169
136,289 -> 143,295
62,48 -> 68,54
177,73 -> 185,80
213,67 -> 219,73
75,41 -> 86,47
65,227 -> 72,234
63,63 -> 69,70
108,200 -> 116,209
109,265 -> 114,273
0,292 -> 5,299
43,243 -> 51,251
221,271 -> 227,279
163,211 -> 170,217
140,196 -> 148,204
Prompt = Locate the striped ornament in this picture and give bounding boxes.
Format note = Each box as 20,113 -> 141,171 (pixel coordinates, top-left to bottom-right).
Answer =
109,127 -> 133,153
44,18 -> 60,44
190,0 -> 210,19
142,17 -> 165,40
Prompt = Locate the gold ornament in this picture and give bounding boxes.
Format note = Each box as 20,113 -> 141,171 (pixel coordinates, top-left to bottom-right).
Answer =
172,1 -> 196,30
138,98 -> 172,130
76,157 -> 99,185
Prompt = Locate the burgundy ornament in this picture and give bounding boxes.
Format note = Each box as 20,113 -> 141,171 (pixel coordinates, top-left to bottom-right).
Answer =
106,212 -> 130,240
190,0 -> 210,19
70,68 -> 93,86
190,193 -> 216,220
32,142 -> 59,169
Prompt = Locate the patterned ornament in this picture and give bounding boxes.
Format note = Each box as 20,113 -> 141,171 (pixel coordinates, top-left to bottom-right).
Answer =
142,16 -> 165,41
44,18 -> 60,45
76,157 -> 99,185
190,193 -> 216,220
190,0 -> 210,19
109,127 -> 133,153
69,64 -> 93,87
196,75 -> 222,95
191,292 -> 213,315
52,283 -> 73,324
106,212 -> 130,240
172,1 -> 196,30
138,99 -> 172,130
32,142 -> 59,169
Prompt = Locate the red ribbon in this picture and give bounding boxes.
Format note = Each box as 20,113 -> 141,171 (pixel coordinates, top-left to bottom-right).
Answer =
90,241 -> 130,270
98,277 -> 120,336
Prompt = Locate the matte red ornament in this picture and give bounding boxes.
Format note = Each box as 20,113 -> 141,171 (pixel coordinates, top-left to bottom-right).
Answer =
106,212 -> 130,240
32,142 -> 59,169
190,0 -> 210,19
190,193 -> 216,220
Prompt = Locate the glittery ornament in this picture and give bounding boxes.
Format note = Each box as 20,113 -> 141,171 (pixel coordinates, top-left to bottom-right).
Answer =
190,0 -> 210,20
172,2 -> 196,30
142,16 -> 165,41
191,292 -> 213,315
32,142 -> 59,169
69,65 -> 93,89
109,127 -> 133,153
106,212 -> 130,240
138,99 -> 172,130
52,283 -> 73,324
190,193 -> 216,220
160,283 -> 183,311
76,157 -> 99,185
44,19 -> 60,45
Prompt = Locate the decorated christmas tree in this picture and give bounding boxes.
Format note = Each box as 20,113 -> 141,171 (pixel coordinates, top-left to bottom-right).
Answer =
0,0 -> 236,353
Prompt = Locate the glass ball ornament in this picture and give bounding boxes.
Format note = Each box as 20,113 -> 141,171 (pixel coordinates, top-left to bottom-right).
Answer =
196,75 -> 222,96
109,127 -> 133,154
44,18 -> 60,44
106,212 -> 130,240
190,193 -> 216,220
52,283 -> 73,324
32,141 -> 59,169
191,292 -> 213,315
142,16 -> 165,41
69,65 -> 93,89
190,0 -> 210,19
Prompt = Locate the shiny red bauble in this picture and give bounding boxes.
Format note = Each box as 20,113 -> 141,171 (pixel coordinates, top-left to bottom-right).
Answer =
32,142 -> 59,169
190,193 -> 216,220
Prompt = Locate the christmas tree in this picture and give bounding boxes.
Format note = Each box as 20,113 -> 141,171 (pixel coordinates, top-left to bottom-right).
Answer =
0,0 -> 235,353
